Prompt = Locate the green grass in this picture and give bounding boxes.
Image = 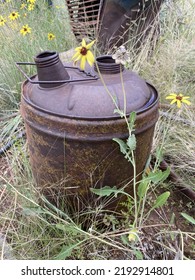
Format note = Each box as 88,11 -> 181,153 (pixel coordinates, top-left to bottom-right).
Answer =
0,0 -> 195,260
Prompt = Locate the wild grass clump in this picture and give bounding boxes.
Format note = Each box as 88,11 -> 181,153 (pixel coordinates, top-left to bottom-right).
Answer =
0,0 -> 195,260
0,0 -> 74,110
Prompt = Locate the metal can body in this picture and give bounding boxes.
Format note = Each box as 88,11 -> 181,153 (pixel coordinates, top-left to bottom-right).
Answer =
21,95 -> 158,210
20,53 -> 159,211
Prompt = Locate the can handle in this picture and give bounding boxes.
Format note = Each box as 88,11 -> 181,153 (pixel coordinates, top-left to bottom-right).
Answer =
15,62 -> 98,85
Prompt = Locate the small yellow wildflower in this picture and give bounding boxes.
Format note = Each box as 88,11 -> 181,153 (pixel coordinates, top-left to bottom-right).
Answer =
20,3 -> 27,10
9,11 -> 20,21
0,16 -> 6,26
20,24 -> 31,36
128,228 -> 138,242
166,93 -> 191,108
28,3 -> 35,11
27,0 -> 36,3
72,38 -> 95,70
48,33 -> 55,40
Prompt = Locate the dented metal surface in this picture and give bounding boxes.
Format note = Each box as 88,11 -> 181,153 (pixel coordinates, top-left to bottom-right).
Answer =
20,52 -> 159,211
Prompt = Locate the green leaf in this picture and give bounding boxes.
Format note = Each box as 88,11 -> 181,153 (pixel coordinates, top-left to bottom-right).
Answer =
147,168 -> 170,184
181,213 -> 195,225
133,249 -> 143,260
128,111 -> 136,130
22,207 -> 45,216
54,244 -> 74,260
56,224 -> 79,235
155,147 -> 163,163
159,167 -> 170,182
127,134 -> 136,151
121,235 -> 129,246
90,186 -> 119,197
114,109 -> 125,118
113,138 -> 127,155
152,191 -> 170,209
138,180 -> 148,199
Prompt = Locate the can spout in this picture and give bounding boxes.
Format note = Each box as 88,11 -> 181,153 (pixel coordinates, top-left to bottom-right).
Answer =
34,51 -> 70,88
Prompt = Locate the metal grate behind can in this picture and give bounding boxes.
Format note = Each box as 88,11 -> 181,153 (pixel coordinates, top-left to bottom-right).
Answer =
65,0 -> 103,40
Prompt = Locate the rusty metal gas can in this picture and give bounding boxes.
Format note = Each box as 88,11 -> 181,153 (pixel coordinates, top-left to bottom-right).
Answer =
19,51 -> 159,211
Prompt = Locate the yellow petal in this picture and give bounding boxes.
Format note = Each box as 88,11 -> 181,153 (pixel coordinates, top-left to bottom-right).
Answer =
170,99 -> 177,104
86,50 -> 95,66
75,46 -> 82,52
80,55 -> 86,70
182,99 -> 191,105
86,40 -> 96,49
72,51 -> 80,60
166,96 -> 175,100
168,93 -> 177,97
73,53 -> 82,62
177,100 -> 181,108
182,96 -> 190,100
81,38 -> 86,48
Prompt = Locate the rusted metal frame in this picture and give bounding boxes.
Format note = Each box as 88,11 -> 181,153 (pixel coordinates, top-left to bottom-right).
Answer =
67,0 -> 97,6
71,20 -> 98,27
66,0 -> 101,38
15,62 -> 98,85
69,3 -> 100,11
70,13 -> 99,20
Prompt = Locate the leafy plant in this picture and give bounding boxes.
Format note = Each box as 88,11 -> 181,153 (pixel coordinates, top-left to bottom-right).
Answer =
181,213 -> 195,225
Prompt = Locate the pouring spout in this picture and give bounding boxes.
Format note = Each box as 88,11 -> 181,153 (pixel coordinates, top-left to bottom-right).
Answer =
34,51 -> 70,88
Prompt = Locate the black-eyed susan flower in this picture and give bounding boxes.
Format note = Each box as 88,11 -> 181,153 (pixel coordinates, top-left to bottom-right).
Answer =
28,3 -> 35,11
72,38 -> 95,70
48,33 -> 55,40
166,93 -> 191,108
9,11 -> 20,21
0,16 -> 6,26
20,24 -> 31,36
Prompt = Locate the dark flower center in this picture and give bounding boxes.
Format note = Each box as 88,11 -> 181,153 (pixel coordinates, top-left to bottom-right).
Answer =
80,47 -> 88,56
12,13 -> 16,16
176,95 -> 183,101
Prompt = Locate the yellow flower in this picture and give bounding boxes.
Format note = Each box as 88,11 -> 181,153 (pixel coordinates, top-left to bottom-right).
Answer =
72,38 -> 95,70
128,228 -> 138,242
28,3 -> 35,11
9,11 -> 20,21
20,3 -> 27,9
20,24 -> 31,36
0,16 -> 6,26
27,0 -> 36,3
166,93 -> 191,108
48,33 -> 55,40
